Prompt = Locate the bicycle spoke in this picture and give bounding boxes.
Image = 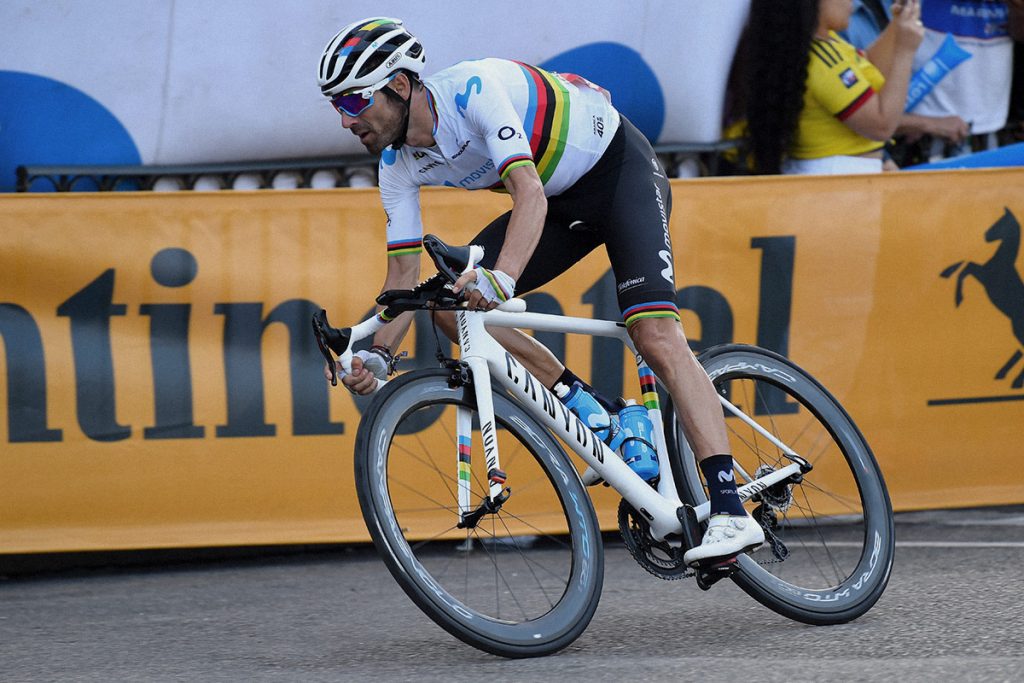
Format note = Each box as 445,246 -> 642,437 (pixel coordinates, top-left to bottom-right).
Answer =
366,375 -> 593,635
657,348 -> 892,624
494,513 -> 559,608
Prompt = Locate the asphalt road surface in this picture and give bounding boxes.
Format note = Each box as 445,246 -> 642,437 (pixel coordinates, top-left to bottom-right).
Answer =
2,507 -> 1023,682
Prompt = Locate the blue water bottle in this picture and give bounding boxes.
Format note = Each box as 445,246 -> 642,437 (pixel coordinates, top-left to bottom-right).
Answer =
617,401 -> 659,482
555,382 -> 614,443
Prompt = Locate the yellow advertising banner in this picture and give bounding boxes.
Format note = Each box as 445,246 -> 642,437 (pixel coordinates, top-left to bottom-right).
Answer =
1,169 -> 1022,554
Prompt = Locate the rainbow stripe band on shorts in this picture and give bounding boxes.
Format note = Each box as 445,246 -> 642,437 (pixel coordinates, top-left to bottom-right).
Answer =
387,238 -> 423,257
623,301 -> 681,328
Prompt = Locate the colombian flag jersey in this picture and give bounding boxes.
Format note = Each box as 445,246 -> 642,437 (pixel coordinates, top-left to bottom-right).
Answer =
790,31 -> 887,160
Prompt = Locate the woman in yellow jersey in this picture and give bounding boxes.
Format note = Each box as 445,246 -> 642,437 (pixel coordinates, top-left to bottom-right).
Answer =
740,0 -> 925,174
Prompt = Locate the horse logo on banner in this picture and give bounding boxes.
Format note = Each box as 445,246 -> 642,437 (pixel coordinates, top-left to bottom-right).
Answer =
941,208 -> 1024,390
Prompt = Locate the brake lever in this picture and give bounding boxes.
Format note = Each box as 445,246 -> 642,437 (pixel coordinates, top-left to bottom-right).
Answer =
311,309 -> 351,386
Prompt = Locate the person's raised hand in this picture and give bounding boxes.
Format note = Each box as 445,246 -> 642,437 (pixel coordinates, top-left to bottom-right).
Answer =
891,0 -> 925,52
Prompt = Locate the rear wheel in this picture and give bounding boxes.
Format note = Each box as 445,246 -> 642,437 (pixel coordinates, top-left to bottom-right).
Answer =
354,369 -> 604,657
666,345 -> 894,624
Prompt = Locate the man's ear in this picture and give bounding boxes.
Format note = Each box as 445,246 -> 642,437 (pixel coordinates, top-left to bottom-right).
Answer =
389,72 -> 411,98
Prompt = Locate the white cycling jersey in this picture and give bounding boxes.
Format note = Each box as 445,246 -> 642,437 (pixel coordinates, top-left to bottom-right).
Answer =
378,58 -> 620,256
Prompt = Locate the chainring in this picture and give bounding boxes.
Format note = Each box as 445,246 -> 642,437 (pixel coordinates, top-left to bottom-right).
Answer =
617,499 -> 692,580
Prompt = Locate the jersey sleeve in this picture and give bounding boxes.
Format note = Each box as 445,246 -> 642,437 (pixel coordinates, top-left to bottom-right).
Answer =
378,155 -> 424,257
807,39 -> 876,121
461,73 -> 536,181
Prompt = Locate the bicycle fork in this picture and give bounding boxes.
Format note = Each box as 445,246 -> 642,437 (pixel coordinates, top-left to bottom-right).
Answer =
454,314 -> 511,529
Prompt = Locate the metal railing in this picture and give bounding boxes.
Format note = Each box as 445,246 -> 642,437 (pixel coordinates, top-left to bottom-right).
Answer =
15,155 -> 377,192
14,140 -> 741,193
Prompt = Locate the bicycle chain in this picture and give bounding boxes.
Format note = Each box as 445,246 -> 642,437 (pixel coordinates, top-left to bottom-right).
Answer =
619,499 -> 786,581
618,499 -> 693,580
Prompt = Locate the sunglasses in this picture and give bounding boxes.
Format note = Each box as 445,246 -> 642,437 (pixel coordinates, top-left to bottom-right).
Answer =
330,75 -> 395,117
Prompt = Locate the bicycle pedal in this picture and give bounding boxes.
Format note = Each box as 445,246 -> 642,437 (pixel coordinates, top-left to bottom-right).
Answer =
694,556 -> 738,591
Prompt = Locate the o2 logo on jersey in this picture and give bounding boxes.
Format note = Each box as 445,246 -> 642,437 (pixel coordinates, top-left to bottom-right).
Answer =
497,126 -> 521,141
455,76 -> 482,118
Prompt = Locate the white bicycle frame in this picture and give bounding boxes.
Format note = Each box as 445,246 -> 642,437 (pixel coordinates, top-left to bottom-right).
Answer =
337,250 -> 805,543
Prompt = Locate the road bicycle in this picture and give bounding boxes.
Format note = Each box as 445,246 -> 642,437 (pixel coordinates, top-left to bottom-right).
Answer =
312,235 -> 895,658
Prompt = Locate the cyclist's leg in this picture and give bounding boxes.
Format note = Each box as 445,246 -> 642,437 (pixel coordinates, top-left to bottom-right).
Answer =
433,209 -> 602,386
594,145 -> 730,459
582,117 -> 763,563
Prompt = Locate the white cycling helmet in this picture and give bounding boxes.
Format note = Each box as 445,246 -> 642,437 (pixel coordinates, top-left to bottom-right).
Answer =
318,17 -> 426,98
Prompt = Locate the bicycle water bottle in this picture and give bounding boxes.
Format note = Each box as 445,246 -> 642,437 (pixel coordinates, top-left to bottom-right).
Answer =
617,401 -> 659,482
555,382 -> 614,443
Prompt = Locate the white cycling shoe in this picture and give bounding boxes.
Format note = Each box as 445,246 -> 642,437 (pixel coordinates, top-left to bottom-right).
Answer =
683,513 -> 765,567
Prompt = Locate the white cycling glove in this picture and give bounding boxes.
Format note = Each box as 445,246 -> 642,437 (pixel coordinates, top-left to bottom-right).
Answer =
464,267 -> 516,305
354,346 -> 394,380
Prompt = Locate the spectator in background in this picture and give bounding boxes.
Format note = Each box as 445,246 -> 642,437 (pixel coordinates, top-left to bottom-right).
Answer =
846,0 -> 894,46
842,0 -> 970,159
909,0 -> 1014,158
1003,0 -> 1024,142
740,0 -> 924,174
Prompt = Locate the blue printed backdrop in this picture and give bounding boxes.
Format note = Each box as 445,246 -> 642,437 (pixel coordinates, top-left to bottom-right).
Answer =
0,72 -> 141,191
540,42 -> 665,143
0,1 -> 750,191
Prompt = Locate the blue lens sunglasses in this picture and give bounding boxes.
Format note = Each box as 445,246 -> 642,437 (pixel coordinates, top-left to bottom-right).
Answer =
330,75 -> 396,117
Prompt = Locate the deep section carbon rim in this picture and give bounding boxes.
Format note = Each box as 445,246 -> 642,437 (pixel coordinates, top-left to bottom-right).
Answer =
671,345 -> 894,622
354,370 -> 602,656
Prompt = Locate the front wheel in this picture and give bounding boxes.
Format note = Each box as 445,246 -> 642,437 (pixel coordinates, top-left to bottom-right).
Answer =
354,369 -> 604,657
666,345 -> 895,625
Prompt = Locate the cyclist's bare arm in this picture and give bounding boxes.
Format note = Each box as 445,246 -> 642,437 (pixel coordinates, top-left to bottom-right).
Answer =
448,162 -> 562,385
373,252 -> 421,352
495,163 -> 546,279
454,164 -> 546,308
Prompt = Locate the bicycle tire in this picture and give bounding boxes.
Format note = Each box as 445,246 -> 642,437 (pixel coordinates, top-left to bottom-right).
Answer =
665,344 -> 894,625
354,368 -> 604,657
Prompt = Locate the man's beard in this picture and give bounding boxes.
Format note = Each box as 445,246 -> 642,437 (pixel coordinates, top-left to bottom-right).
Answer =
364,126 -> 396,155
359,101 -> 406,155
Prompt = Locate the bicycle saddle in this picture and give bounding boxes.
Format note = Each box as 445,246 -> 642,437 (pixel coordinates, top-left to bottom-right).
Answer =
423,234 -> 476,285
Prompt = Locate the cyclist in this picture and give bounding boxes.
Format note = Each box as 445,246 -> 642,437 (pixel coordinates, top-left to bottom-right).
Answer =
317,17 -> 764,567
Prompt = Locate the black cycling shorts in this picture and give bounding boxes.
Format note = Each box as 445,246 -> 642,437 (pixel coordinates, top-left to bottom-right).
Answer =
472,116 -> 678,327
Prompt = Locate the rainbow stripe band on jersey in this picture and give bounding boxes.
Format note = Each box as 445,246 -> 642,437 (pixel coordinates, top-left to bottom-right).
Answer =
425,87 -> 439,135
638,366 -> 660,411
497,153 -> 534,180
623,301 -> 681,328
375,309 -> 397,325
516,63 -> 571,185
387,238 -> 423,257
